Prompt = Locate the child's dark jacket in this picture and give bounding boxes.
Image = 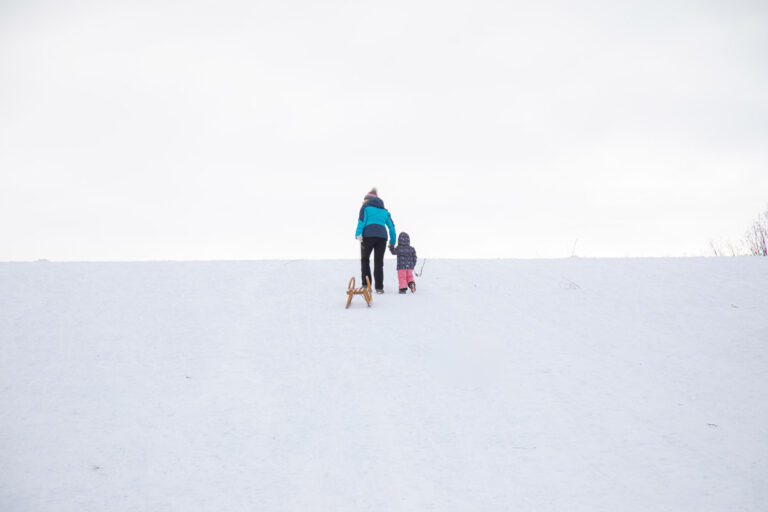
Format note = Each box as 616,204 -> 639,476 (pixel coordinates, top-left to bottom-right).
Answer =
389,232 -> 417,270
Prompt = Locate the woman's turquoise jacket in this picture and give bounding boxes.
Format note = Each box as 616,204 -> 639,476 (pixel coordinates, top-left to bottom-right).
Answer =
355,197 -> 396,245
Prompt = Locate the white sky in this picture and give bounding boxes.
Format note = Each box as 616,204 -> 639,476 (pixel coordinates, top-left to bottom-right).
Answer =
1,0 -> 766,260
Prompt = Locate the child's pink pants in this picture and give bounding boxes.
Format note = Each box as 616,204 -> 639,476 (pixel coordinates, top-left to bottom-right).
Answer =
397,269 -> 414,289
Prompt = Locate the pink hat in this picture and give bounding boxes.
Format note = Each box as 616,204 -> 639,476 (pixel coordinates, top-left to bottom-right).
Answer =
364,187 -> 378,200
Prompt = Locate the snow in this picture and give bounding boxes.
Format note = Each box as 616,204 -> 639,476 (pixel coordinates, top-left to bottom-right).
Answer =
1,258 -> 767,511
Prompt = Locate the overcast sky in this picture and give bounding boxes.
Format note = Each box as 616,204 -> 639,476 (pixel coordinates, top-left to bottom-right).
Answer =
1,0 -> 766,260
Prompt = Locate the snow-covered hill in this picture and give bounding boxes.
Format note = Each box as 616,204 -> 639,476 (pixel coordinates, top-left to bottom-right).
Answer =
1,258 -> 766,511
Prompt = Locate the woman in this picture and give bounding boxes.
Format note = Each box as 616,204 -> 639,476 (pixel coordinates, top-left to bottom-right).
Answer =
355,188 -> 396,293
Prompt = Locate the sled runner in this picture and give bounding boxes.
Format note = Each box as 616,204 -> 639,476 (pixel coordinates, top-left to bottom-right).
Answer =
346,276 -> 372,308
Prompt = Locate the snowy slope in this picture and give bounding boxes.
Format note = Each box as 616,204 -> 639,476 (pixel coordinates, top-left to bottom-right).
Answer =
0,258 -> 767,511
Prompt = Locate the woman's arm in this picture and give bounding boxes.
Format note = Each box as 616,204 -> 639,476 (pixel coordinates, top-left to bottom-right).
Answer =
355,206 -> 367,238
385,214 -> 396,245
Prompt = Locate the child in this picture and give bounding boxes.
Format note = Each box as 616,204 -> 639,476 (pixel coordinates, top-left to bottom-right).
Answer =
389,232 -> 417,294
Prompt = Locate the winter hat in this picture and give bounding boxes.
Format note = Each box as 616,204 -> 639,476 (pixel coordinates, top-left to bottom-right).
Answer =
364,187 -> 378,201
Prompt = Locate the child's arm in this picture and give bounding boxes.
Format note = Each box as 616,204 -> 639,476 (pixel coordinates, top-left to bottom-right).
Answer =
388,243 -> 398,255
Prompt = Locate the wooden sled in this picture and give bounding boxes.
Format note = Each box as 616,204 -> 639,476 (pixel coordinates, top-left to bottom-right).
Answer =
346,276 -> 372,308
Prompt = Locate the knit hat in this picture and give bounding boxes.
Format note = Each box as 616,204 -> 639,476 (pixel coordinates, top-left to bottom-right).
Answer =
364,187 -> 378,201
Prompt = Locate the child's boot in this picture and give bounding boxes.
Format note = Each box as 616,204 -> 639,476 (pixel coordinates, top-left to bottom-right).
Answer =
408,281 -> 416,293
399,288 -> 407,294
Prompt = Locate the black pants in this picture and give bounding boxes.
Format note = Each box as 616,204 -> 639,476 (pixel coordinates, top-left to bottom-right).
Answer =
361,237 -> 387,290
